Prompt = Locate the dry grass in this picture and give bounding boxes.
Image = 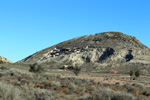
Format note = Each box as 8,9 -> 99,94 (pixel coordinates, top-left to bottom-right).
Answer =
0,66 -> 150,100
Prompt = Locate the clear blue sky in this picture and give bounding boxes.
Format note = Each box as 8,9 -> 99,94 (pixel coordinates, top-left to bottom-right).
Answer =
0,0 -> 150,62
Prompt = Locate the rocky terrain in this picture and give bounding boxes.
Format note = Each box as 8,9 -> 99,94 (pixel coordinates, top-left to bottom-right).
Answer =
18,32 -> 150,74
0,56 -> 12,63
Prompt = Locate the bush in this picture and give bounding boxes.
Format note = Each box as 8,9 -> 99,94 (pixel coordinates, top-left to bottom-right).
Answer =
0,82 -> 23,100
0,66 -> 8,70
29,63 -> 44,73
135,71 -> 140,78
0,60 -> 4,64
112,91 -> 136,100
88,88 -> 113,100
132,83 -> 145,90
129,70 -> 140,80
73,65 -> 81,76
129,70 -> 134,76
129,70 -> 134,80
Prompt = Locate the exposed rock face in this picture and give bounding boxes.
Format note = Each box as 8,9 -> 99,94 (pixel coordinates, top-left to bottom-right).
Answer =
0,56 -> 13,63
17,32 -> 150,69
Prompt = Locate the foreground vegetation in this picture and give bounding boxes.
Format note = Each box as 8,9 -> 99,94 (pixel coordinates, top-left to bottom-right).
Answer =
0,65 -> 150,100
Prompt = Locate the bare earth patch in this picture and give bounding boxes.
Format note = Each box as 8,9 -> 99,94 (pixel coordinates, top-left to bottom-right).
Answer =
61,74 -> 150,87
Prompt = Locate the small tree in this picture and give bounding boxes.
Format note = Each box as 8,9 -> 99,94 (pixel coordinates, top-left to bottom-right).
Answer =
29,63 -> 44,73
129,70 -> 140,80
129,70 -> 134,80
73,64 -> 81,76
135,71 -> 140,79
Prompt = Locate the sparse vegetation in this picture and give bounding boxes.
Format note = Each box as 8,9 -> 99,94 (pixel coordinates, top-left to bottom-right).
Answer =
0,66 -> 150,100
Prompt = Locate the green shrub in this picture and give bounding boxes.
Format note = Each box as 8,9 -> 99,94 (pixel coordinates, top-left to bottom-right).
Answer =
129,70 -> 134,76
29,63 -> 44,73
135,71 -> 140,78
129,70 -> 140,80
73,65 -> 81,76
129,70 -> 134,80
0,60 -> 4,64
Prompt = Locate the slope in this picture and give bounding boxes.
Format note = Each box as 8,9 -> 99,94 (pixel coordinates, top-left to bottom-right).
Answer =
17,32 -> 149,69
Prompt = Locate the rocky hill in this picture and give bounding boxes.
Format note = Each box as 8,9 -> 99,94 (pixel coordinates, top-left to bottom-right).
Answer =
0,56 -> 13,63
18,32 -> 150,72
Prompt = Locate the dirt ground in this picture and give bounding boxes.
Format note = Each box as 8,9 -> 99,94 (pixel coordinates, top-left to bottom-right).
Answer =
61,74 -> 150,87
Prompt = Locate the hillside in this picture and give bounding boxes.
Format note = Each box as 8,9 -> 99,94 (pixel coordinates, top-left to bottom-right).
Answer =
17,32 -> 150,72
1,32 -> 150,100
0,56 -> 12,63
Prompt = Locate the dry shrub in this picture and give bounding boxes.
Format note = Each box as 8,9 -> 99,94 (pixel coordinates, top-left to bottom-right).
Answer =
112,91 -> 136,100
0,82 -> 24,100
